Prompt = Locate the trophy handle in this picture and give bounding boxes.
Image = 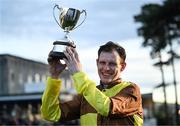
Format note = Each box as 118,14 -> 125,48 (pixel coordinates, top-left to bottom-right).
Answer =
73,10 -> 87,30
53,4 -> 63,29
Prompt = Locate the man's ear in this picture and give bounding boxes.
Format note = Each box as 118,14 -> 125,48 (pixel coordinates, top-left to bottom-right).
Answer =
121,62 -> 126,71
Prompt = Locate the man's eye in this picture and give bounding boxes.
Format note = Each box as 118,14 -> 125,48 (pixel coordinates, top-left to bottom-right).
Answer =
99,61 -> 106,65
109,62 -> 116,66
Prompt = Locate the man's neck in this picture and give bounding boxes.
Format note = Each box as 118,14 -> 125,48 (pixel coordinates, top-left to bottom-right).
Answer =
100,78 -> 122,89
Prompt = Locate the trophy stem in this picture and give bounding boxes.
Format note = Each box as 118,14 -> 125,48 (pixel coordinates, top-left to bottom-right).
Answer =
64,27 -> 70,33
64,31 -> 74,44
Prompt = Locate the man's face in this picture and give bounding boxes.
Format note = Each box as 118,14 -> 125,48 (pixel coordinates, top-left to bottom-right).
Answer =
96,50 -> 126,84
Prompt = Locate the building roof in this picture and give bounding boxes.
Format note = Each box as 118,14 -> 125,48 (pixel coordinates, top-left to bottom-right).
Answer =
0,53 -> 47,65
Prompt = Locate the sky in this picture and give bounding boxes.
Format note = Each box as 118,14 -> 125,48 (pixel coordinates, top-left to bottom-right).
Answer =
0,0 -> 180,97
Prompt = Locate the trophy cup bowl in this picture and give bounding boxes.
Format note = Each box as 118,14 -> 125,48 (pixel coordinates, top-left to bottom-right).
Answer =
50,4 -> 87,59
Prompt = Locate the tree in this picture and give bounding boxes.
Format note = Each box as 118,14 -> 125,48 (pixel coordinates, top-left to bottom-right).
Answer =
134,3 -> 169,124
134,0 -> 180,124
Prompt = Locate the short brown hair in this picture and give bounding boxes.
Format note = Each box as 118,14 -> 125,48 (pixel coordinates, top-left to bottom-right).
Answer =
98,41 -> 126,63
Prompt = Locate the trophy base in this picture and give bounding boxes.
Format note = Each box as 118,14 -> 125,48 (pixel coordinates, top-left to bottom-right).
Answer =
49,51 -> 66,59
50,41 -> 76,60
53,41 -> 76,48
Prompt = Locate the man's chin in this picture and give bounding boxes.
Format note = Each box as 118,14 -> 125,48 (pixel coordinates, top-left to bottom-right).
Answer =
101,79 -> 112,84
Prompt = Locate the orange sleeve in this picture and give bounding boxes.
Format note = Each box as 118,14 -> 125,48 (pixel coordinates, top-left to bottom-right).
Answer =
109,84 -> 143,118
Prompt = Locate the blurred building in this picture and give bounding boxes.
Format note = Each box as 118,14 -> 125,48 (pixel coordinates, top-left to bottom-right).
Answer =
0,54 -> 73,95
142,93 -> 158,125
0,54 -> 76,125
142,93 -> 154,119
152,83 -> 180,125
142,83 -> 180,125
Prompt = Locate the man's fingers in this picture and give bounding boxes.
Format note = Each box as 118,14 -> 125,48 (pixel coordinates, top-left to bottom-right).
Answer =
66,47 -> 79,61
64,51 -> 69,61
66,47 -> 74,57
47,57 -> 53,63
63,58 -> 70,68
48,51 -> 58,64
73,48 -> 80,61
56,63 -> 66,71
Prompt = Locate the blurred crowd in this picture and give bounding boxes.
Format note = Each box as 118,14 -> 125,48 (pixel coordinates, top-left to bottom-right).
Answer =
0,103 -> 79,126
0,104 -> 53,126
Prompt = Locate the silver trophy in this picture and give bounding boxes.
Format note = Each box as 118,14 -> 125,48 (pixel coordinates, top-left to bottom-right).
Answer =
51,4 -> 87,59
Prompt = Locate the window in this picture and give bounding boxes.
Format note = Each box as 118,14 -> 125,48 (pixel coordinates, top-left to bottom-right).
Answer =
27,75 -> 32,83
35,73 -> 40,83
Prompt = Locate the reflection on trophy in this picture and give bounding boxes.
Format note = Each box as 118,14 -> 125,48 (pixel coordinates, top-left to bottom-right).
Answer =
51,4 -> 87,59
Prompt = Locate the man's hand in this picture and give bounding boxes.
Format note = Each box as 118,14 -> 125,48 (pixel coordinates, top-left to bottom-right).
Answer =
48,51 -> 66,79
63,47 -> 82,75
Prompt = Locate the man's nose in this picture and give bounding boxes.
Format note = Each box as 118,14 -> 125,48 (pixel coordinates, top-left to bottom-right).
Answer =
104,64 -> 110,70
